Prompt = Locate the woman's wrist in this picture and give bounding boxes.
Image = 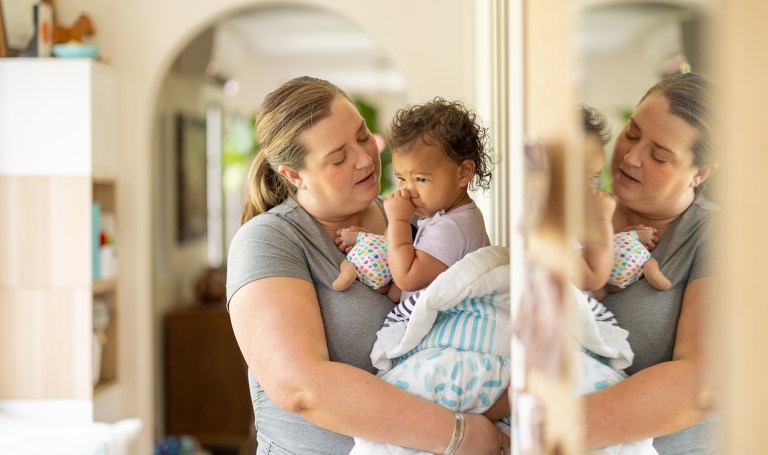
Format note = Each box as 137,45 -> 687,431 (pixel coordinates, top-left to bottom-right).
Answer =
442,412 -> 466,455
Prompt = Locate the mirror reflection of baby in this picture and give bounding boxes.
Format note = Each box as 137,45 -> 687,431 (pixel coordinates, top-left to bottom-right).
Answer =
334,97 -> 493,323
577,105 -> 670,300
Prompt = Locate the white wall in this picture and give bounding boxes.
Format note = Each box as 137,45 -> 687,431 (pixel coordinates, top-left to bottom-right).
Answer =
52,1 -> 482,452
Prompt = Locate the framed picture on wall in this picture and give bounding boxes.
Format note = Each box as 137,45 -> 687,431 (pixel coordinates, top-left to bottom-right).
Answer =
176,113 -> 208,244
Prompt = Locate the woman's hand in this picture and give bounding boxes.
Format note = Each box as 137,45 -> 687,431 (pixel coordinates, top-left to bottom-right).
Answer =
384,189 -> 417,223
456,413 -> 510,455
621,224 -> 659,250
335,226 -> 365,254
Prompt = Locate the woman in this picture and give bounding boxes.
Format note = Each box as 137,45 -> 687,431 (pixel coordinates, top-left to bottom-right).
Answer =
585,72 -> 719,454
226,76 -> 508,454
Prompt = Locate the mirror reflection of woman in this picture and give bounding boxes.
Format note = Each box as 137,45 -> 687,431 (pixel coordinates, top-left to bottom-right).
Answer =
586,73 -> 719,454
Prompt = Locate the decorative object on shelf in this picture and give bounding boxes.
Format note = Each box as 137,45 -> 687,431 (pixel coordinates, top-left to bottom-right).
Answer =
23,0 -> 53,57
52,42 -> 99,59
1,0 -> 35,56
0,0 -> 54,57
175,113 -> 208,244
92,298 -> 111,385
54,13 -> 94,44
0,1 -> 7,57
194,267 -> 227,304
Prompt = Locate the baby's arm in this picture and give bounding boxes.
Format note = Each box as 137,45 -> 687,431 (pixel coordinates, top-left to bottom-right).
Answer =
384,189 -> 448,292
577,190 -> 616,291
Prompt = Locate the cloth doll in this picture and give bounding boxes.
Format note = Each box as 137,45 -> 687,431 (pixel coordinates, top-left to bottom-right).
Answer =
332,229 -> 400,301
607,228 -> 670,292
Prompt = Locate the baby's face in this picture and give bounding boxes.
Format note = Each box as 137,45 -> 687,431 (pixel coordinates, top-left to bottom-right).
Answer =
585,133 -> 605,188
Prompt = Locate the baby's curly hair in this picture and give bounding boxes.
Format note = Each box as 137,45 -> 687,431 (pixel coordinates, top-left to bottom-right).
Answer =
580,104 -> 611,145
388,97 -> 494,191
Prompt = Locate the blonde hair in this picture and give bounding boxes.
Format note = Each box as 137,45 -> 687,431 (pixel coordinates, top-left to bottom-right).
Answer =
241,76 -> 348,224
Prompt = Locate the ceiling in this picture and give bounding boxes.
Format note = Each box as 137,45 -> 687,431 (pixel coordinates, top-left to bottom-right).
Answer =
173,3 -> 705,95
210,5 -> 406,93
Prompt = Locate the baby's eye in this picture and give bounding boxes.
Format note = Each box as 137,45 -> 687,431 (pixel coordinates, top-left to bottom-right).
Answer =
416,177 -> 428,183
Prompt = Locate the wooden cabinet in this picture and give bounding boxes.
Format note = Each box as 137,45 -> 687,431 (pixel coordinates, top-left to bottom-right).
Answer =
164,304 -> 255,454
0,59 -> 119,420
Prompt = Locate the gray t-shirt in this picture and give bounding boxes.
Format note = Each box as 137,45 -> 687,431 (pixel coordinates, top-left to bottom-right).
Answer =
226,197 -> 394,455
602,195 -> 719,455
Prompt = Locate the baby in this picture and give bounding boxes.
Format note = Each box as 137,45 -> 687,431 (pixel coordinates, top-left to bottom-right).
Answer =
335,97 -> 493,324
346,98 -> 510,455
576,105 -> 670,299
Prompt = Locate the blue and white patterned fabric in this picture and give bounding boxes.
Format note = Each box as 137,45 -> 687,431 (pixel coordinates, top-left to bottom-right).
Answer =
351,246 -> 511,455
570,286 -> 658,455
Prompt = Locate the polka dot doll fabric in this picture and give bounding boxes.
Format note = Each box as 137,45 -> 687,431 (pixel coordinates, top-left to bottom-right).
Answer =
346,232 -> 391,290
608,230 -> 651,288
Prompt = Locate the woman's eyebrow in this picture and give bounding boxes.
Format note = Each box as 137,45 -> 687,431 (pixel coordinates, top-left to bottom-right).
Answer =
653,141 -> 677,155
323,120 -> 367,158
631,118 -> 676,155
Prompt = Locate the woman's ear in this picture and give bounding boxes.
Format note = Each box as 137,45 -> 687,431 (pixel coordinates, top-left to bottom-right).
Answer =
278,165 -> 303,189
693,162 -> 719,188
458,160 -> 476,187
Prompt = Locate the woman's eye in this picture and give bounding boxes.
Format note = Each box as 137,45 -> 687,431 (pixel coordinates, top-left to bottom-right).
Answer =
357,134 -> 370,143
332,153 -> 347,166
625,130 -> 638,141
651,154 -> 667,164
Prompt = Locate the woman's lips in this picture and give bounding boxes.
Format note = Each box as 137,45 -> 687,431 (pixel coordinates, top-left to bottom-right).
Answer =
356,172 -> 375,185
618,168 -> 640,184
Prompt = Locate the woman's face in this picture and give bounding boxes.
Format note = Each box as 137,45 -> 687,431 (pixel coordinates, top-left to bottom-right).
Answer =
611,93 -> 701,215
293,96 -> 381,213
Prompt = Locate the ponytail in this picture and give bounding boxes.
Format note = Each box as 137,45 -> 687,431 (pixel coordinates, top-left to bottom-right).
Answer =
238,76 -> 348,225
240,151 -> 294,225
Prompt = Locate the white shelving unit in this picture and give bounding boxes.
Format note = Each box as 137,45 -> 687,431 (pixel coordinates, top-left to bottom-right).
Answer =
0,59 -> 120,422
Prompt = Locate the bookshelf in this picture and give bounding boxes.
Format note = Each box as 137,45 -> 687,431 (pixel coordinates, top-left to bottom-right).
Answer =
0,59 -> 119,421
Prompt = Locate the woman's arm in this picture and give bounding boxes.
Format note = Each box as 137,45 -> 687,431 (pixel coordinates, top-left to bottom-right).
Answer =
229,276 -> 507,453
583,276 -> 716,447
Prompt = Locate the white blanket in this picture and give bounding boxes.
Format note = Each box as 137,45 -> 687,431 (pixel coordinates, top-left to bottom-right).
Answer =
569,286 -> 658,455
352,246 -> 512,455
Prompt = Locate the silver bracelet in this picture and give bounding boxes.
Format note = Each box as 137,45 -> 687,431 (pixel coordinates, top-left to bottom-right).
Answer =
442,412 -> 466,455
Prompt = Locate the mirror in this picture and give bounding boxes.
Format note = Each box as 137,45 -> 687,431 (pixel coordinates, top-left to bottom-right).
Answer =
577,1 -> 713,191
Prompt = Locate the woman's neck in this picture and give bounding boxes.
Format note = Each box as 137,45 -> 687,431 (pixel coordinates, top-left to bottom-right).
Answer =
614,194 -> 694,238
295,195 -> 385,238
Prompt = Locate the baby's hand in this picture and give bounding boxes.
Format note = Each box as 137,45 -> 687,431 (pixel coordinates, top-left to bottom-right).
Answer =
587,189 -> 616,222
335,226 -> 365,254
384,189 -> 416,223
622,224 -> 659,251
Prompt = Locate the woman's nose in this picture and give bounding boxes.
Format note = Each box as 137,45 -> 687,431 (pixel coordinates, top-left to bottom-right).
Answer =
623,144 -> 643,167
353,144 -> 374,168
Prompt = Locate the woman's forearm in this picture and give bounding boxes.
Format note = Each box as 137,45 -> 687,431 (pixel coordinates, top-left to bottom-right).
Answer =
584,358 -> 711,448
296,359 -> 455,453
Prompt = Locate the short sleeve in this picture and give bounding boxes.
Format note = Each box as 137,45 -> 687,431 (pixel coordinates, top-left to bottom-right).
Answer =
413,216 -> 467,268
226,215 -> 312,305
688,224 -> 715,283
